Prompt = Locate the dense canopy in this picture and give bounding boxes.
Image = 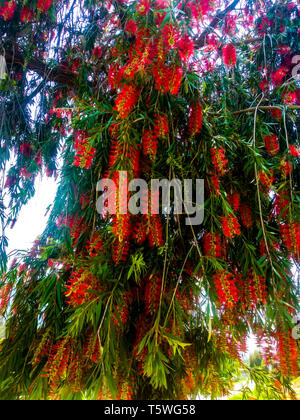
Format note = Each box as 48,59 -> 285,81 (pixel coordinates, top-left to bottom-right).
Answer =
0,0 -> 299,400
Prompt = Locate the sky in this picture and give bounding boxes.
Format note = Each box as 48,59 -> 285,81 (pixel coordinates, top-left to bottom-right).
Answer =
6,174 -> 58,257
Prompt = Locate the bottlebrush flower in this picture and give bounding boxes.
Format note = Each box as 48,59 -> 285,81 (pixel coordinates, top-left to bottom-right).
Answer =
258,171 -> 274,191
222,44 -> 237,67
177,34 -> 194,64
280,222 -> 300,259
65,269 -> 98,307
214,271 -> 239,308
270,108 -> 282,120
113,291 -> 134,328
20,6 -> 33,23
169,66 -> 183,95
125,20 -> 138,35
0,283 -> 12,315
148,215 -> 164,247
20,142 -> 33,158
142,129 -> 158,161
0,1 -> 16,20
188,101 -> 202,136
221,214 -> 241,239
273,191 -> 289,219
211,146 -> 227,176
289,145 -> 300,158
37,0 -> 52,13
203,233 -> 222,258
210,173 -> 221,195
114,84 -> 140,119
227,190 -> 240,212
73,130 -> 96,169
240,203 -> 252,229
277,329 -> 299,378
112,238 -> 130,264
93,46 -> 102,58
283,91 -> 297,104
271,67 -> 288,85
154,114 -> 169,138
137,0 -> 150,15
264,134 -> 279,156
162,23 -> 179,48
279,158 -> 292,177
144,274 -> 162,316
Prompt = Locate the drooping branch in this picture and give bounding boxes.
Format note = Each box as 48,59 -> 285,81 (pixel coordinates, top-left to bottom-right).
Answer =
231,105 -> 300,115
194,0 -> 241,49
4,49 -> 77,88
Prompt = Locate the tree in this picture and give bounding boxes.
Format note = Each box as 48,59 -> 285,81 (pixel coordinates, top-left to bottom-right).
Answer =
0,0 -> 299,400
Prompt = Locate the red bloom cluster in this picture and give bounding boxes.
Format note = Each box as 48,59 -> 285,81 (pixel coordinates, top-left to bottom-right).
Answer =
0,1 -> 16,20
142,129 -> 158,161
93,46 -> 102,58
279,158 -> 292,177
73,130 -> 96,169
83,333 -> 101,364
144,274 -> 162,316
203,233 -> 222,258
20,6 -> 33,23
211,146 -> 227,176
188,102 -> 202,137
227,190 -> 240,212
177,34 -> 194,64
114,84 -> 140,119
151,63 -> 183,95
264,134 -> 279,156
273,191 -> 289,219
240,203 -> 252,229
113,292 -> 134,328
20,142 -> 33,158
210,173 -> 220,195
148,215 -> 164,247
65,269 -> 99,307
37,0 -> 52,13
154,114 -> 169,138
258,170 -> 274,191
280,222 -> 300,259
277,329 -> 299,378
271,67 -> 288,85
214,272 -> 239,308
0,283 -> 12,315
289,145 -> 300,158
86,234 -> 103,258
42,339 -> 71,389
221,214 -> 241,239
137,0 -> 150,15
222,43 -> 237,67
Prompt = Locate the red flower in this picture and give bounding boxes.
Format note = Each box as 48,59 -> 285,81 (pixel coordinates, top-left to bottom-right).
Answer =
188,101 -> 202,136
137,0 -> 150,15
73,130 -> 96,169
264,134 -> 279,156
211,146 -> 227,176
289,145 -> 300,158
221,214 -> 241,239
20,142 -> 33,157
222,44 -> 237,68
240,203 -> 252,229
0,1 -> 16,21
37,0 -> 52,13
93,46 -> 102,58
114,84 -> 140,119
203,233 -> 222,258
20,6 -> 33,23
154,114 -> 169,138
142,129 -> 158,161
214,271 -> 239,308
125,20 -> 138,35
227,190 -> 240,212
177,34 -> 194,64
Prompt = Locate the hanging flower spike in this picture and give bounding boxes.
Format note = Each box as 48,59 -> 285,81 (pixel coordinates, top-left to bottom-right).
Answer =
37,0 -> 52,14
222,43 -> 237,68
0,1 -> 16,21
203,232 -> 222,258
137,0 -> 150,15
227,190 -> 240,212
210,173 -> 221,195
169,66 -> 183,96
148,215 -> 164,247
211,146 -> 227,177
153,114 -> 169,138
20,6 -> 33,23
93,46 -> 102,58
188,101 -> 202,137
289,145 -> 300,158
214,272 -> 239,308
221,214 -> 241,239
177,34 -> 194,64
240,203 -> 253,229
279,158 -> 292,177
264,134 -> 279,156
142,129 -> 158,161
73,130 -> 96,169
144,274 -> 162,316
114,84 -> 140,119
125,20 -> 138,35
280,222 -> 300,260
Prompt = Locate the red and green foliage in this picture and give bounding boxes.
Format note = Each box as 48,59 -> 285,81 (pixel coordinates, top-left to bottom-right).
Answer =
0,0 -> 299,400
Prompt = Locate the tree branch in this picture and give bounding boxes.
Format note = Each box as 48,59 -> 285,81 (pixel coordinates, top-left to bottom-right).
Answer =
4,49 -> 76,88
231,105 -> 300,115
194,0 -> 241,49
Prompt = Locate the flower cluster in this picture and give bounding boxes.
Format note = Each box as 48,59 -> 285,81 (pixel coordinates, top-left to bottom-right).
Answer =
0,1 -> 16,20
114,84 -> 140,119
188,101 -> 202,137
73,130 -> 96,169
203,233 -> 222,258
221,214 -> 241,239
214,272 -> 239,308
211,147 -> 227,176
144,274 -> 162,316
240,203 -> 252,229
264,134 -> 279,156
222,44 -> 237,67
277,329 -> 299,378
65,269 -> 99,307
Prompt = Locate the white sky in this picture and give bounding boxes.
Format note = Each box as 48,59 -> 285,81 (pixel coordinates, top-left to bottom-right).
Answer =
6,175 -> 58,256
